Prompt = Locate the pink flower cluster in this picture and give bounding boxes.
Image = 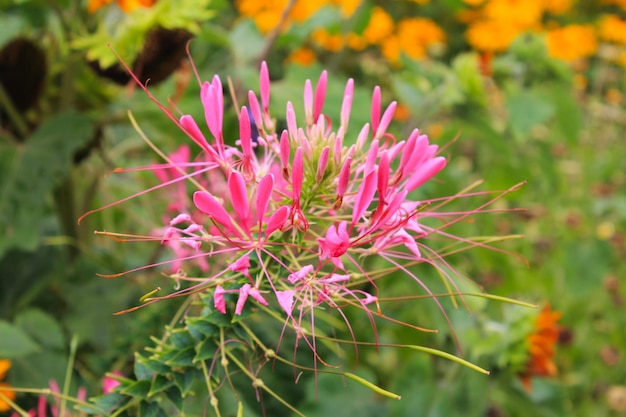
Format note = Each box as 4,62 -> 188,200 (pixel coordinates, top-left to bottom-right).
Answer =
98,61 -> 468,360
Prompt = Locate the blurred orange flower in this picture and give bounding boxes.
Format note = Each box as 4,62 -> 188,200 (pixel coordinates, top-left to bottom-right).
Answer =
0,360 -> 16,412
288,48 -> 316,66
543,0 -> 572,14
363,7 -> 395,45
521,305 -> 561,391
546,25 -> 598,61
88,0 -> 155,13
483,0 -> 543,28
467,20 -> 523,52
397,18 -> 446,60
599,15 -> 626,44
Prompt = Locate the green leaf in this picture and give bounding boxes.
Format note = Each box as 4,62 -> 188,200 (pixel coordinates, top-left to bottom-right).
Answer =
14,308 -> 65,349
149,374 -> 174,396
186,316 -> 219,339
169,328 -> 195,349
164,385 -> 184,412
0,111 -> 93,256
194,337 -> 217,362
550,85 -> 581,145
120,380 -> 152,399
78,393 -> 126,415
139,401 -> 163,417
0,320 -> 40,358
173,370 -> 196,397
165,346 -> 196,367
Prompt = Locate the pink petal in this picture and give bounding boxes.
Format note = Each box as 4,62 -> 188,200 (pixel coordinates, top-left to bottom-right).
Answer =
341,78 -> 354,130
228,171 -> 250,221
193,191 -> 233,230
280,130 -> 290,170
229,255 -> 251,273
352,170 -> 377,225
180,115 -> 211,153
276,290 -> 295,316
265,206 -> 289,237
248,91 -> 262,130
260,61 -> 270,113
102,372 -> 123,394
248,287 -> 268,306
170,213 -> 191,225
356,123 -> 371,150
316,146 -> 330,182
214,285 -> 226,313
405,156 -> 446,193
288,264 -> 314,284
337,157 -> 352,198
371,86 -> 381,135
256,173 -> 274,226
239,106 -> 252,157
235,284 -> 251,315
378,150 -> 390,201
314,70 -> 327,122
286,101 -> 297,140
292,147 -> 303,199
304,79 -> 313,123
374,101 -> 397,140
365,139 -> 379,175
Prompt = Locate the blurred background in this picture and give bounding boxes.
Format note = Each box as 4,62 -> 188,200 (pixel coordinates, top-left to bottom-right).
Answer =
0,0 -> 625,416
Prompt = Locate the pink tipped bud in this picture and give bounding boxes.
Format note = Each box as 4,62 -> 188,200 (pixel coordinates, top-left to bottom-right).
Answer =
316,146 -> 330,182
378,150 -> 390,201
239,106 -> 252,157
256,173 -> 274,227
260,61 -> 270,113
292,147 -> 303,199
193,191 -> 233,231
286,102 -> 298,140
304,79 -> 313,124
314,70 -> 327,122
214,285 -> 226,313
356,123 -> 371,150
365,139 -> 379,175
248,91 -> 262,130
374,101 -> 397,140
337,157 -> 352,199
371,86 -> 381,135
265,206 -> 290,237
228,171 -> 250,221
279,130 -> 290,171
102,372 -> 123,394
180,115 -> 211,153
352,170 -> 377,225
341,78 -> 354,130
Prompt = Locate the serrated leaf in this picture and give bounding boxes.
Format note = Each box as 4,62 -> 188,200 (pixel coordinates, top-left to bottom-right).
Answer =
139,401 -> 163,417
164,385 -> 184,412
165,346 -> 196,367
149,374 -> 174,396
186,316 -> 219,339
169,328 -> 194,349
0,111 -> 93,256
135,353 -> 171,376
173,371 -> 196,397
0,320 -> 40,358
120,379 -> 152,399
78,393 -> 126,415
194,337 -> 217,362
15,308 -> 65,349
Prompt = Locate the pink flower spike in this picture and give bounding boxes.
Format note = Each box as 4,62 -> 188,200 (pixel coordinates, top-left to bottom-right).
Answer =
228,171 -> 250,222
340,78 -> 354,130
304,79 -> 313,123
405,156 -> 447,193
374,101 -> 397,140
265,205 -> 289,237
170,213 -> 191,226
292,147 -> 303,199
316,146 -> 330,182
314,70 -> 327,122
276,290 -> 295,316
371,86 -> 381,135
214,285 -> 226,313
193,191 -> 233,231
102,372 -> 123,394
248,91 -> 262,130
248,286 -> 268,306
235,283 -> 251,315
239,106 -> 252,158
260,61 -> 270,113
352,170 -> 377,225
256,174 -> 274,227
